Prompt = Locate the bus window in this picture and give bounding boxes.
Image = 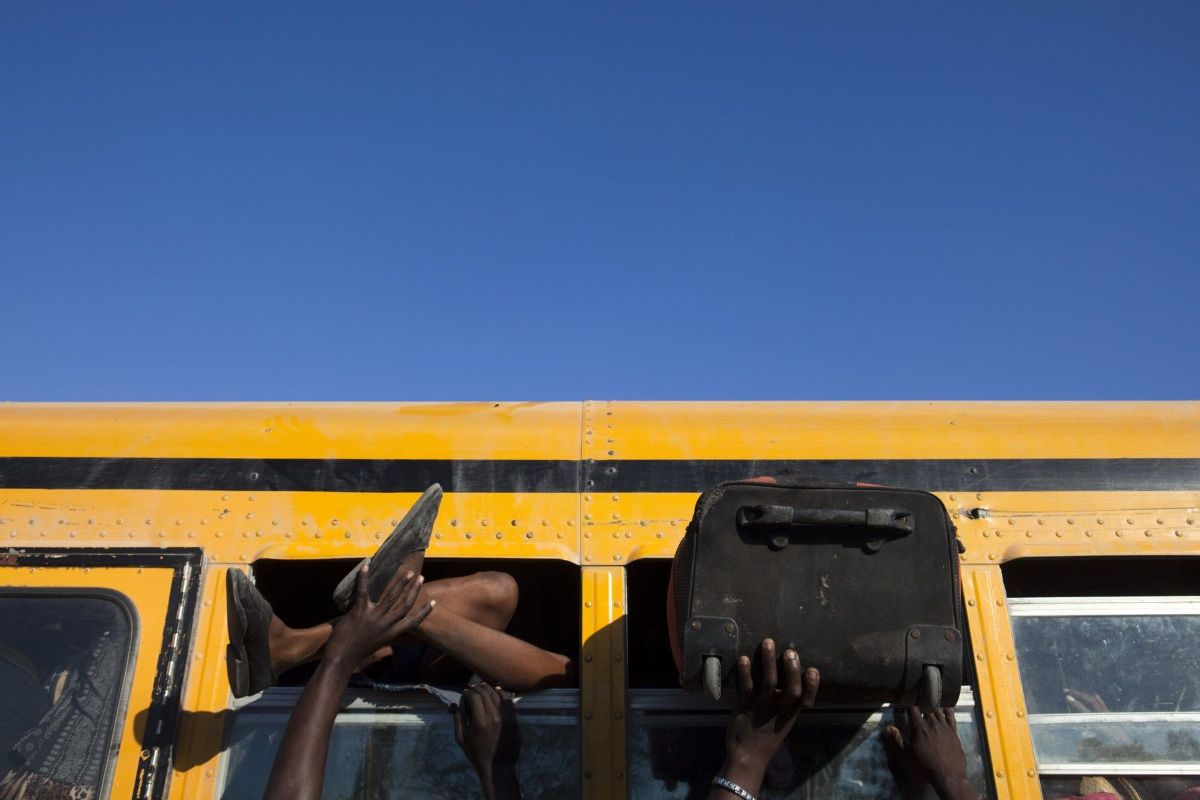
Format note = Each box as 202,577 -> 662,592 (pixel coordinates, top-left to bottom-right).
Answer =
627,690 -> 991,799
221,558 -> 581,798
220,688 -> 579,799
0,591 -> 135,799
624,560 -> 994,799
1009,596 -> 1200,800
249,557 -> 580,689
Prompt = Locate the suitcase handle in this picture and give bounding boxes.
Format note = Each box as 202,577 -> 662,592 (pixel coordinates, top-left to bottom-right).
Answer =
737,505 -> 915,531
736,505 -> 914,552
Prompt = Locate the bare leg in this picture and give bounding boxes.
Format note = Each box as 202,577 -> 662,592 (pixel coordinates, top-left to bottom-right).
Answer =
269,618 -> 333,674
410,607 -> 576,690
267,571 -> 522,674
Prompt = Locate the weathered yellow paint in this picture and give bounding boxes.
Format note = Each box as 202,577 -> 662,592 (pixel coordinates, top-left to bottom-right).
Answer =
0,402 -> 581,459
580,566 -> 627,800
0,490 -> 579,563
169,566 -> 235,800
961,565 -> 1040,800
582,491 -> 1200,564
595,401 -> 1200,459
2,401 -> 1198,800
0,565 -> 175,799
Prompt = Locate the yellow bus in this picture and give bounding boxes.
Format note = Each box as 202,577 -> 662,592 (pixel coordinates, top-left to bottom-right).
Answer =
1,401 -> 1197,800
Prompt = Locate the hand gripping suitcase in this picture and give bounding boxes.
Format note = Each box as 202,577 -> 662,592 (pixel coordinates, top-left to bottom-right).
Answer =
668,478 -> 964,707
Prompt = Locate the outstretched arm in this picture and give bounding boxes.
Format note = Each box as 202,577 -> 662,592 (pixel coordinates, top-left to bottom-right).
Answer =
708,639 -> 820,800
454,683 -> 522,800
263,565 -> 434,800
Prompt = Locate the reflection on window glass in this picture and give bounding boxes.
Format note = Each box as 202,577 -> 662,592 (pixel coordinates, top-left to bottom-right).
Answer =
627,691 -> 992,799
0,592 -> 134,800
221,689 -> 579,799
1012,611 -> 1200,716
1010,597 -> 1200,800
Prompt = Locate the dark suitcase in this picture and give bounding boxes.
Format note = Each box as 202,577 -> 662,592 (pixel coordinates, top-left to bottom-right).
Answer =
668,478 -> 964,708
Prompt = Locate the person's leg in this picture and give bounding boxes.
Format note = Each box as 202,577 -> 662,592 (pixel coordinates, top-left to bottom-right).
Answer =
268,571 -> 521,674
268,618 -> 335,675
409,607 -> 576,691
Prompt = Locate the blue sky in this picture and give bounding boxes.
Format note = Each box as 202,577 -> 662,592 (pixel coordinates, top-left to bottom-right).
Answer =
1,4 -> 1196,400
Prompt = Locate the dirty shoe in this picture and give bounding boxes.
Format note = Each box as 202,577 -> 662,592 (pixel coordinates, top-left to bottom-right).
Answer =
331,483 -> 442,611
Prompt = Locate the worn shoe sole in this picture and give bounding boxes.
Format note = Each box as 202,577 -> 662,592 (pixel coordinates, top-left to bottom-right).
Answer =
225,569 -> 276,699
332,483 -> 442,611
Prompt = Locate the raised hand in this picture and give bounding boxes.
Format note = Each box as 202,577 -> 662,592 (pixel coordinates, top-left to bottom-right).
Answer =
884,707 -> 975,800
263,566 -> 434,800
709,638 -> 819,799
454,683 -> 521,800
324,564 -> 434,670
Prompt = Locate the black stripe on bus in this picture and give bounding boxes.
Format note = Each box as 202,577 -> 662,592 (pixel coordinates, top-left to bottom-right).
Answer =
0,457 -> 582,493
584,458 -> 1200,493
1,456 -> 1199,493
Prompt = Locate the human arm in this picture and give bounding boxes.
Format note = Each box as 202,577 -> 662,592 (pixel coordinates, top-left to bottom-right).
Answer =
262,565 -> 434,800
884,706 -> 977,800
707,638 -> 820,800
454,683 -> 522,800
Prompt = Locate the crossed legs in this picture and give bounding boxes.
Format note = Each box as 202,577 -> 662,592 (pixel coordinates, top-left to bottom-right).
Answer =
265,571 -> 575,691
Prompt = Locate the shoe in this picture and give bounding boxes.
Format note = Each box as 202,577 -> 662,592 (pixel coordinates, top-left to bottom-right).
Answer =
331,483 -> 442,612
226,568 -> 277,699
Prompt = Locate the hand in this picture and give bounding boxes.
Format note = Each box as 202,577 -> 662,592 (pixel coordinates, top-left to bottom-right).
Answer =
708,639 -> 819,799
725,639 -> 820,768
454,683 -> 521,800
884,707 -> 974,800
1063,687 -> 1109,713
324,564 -> 434,669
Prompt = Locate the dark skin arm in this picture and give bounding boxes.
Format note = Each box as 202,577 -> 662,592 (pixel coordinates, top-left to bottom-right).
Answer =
263,565 -> 434,800
884,706 -> 977,800
454,683 -> 522,800
707,638 -> 820,799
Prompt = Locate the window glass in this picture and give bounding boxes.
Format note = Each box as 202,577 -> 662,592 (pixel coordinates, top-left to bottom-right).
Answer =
221,688 -> 579,799
0,592 -> 134,798
627,689 -> 993,799
1010,597 -> 1200,800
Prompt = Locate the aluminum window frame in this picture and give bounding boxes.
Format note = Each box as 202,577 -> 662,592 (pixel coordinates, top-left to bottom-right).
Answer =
1010,594 -> 1200,777
218,687 -> 581,795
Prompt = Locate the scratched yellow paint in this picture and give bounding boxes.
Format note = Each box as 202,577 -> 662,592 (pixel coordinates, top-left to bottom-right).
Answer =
960,565 -> 1040,799
580,566 -> 627,800
0,402 -> 581,459
169,566 -> 237,800
1,401 -> 1197,800
593,400 -> 1200,459
0,489 -> 580,563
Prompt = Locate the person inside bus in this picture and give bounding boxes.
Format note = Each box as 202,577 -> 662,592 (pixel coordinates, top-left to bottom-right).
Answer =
262,564 -> 432,800
0,628 -> 126,800
261,564 -> 524,800
883,705 -> 980,800
226,484 -> 575,698
705,638 -> 820,800
453,682 -> 523,800
700,637 -> 983,800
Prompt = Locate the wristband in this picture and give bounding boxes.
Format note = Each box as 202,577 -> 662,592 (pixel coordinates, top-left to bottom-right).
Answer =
711,776 -> 757,800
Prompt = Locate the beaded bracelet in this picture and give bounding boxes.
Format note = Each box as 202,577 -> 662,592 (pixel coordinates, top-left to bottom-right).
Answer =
711,776 -> 757,800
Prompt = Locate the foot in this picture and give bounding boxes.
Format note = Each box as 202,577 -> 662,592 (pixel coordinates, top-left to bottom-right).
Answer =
332,483 -> 443,612
226,569 -> 278,698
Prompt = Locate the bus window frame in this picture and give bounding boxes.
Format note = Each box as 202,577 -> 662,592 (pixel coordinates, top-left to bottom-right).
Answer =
218,686 -> 582,798
1010,595 -> 1200,778
0,586 -> 139,800
0,549 -> 203,800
